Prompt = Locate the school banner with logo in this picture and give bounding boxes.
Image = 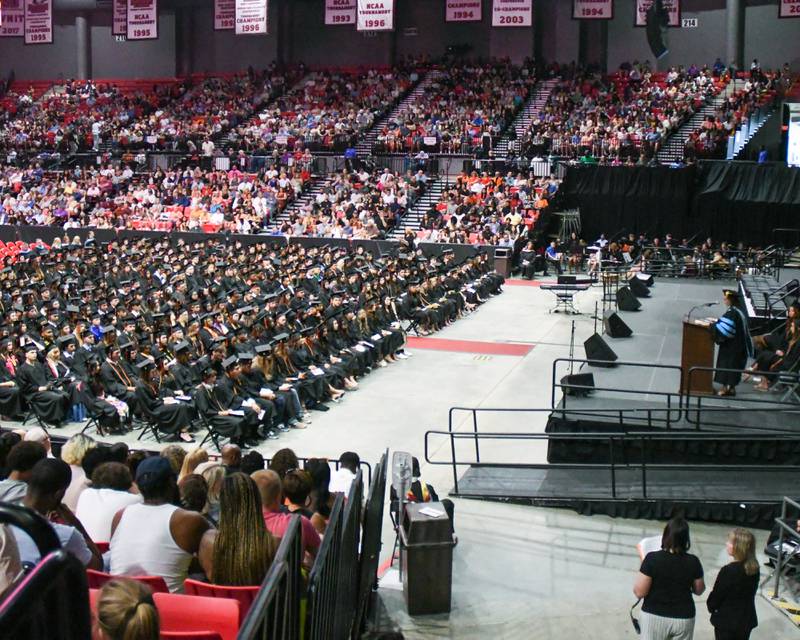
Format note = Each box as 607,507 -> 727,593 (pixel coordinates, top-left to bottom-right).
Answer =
492,0 -> 532,27
112,0 -> 127,36
356,0 -> 394,31
779,0 -> 800,18
235,0 -> 268,34
572,0 -> 613,20
446,0 -> 481,22
325,0 -> 356,25
127,0 -> 158,39
635,0 -> 680,27
24,0 -> 51,44
214,0 -> 235,30
0,0 -> 24,37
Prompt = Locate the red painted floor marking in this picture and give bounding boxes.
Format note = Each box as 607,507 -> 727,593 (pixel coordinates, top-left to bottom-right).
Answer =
406,336 -> 534,356
505,279 -> 542,287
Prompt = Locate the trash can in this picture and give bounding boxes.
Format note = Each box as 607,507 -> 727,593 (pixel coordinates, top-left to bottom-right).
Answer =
400,502 -> 455,615
494,247 -> 512,278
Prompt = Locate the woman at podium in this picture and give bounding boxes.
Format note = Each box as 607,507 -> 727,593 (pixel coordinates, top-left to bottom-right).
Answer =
712,290 -> 754,397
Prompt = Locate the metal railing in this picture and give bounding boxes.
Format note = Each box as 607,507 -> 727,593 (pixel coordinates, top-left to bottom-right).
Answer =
771,497 -> 800,600
424,428 -> 800,499
307,495 -> 345,640
335,471 -> 363,639
237,516 -> 302,640
638,246 -> 783,280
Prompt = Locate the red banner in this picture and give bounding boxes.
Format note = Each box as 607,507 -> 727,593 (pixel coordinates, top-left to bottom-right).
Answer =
635,0 -> 679,27
492,0 -> 532,27
446,0 -> 481,22
573,0 -> 612,20
357,0 -> 393,31
0,0 -> 24,37
112,0 -> 127,36
235,0 -> 268,35
325,0 -> 356,25
24,0 -> 51,44
127,0 -> 157,39
214,0 -> 235,30
780,0 -> 800,18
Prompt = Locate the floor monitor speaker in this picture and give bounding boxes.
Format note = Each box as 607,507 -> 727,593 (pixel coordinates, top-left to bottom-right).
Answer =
617,286 -> 642,311
603,310 -> 633,338
560,373 -> 595,396
628,276 -> 651,298
583,333 -> 618,368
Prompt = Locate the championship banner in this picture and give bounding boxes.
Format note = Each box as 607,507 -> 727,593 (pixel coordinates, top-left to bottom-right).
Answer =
779,0 -> 800,18
235,0 -> 268,35
112,0 -> 127,36
214,0 -> 235,30
356,0 -> 394,31
24,0 -> 52,44
325,0 -> 356,25
127,0 -> 157,39
635,0 -> 679,27
573,0 -> 612,19
446,0 -> 481,22
492,0 -> 532,26
0,0 -> 24,37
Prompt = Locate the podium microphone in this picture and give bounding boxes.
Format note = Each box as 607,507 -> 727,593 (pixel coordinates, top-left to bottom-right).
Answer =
686,301 -> 719,322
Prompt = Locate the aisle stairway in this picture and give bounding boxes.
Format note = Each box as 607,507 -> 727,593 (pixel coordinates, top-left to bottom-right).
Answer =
270,174 -> 332,227
354,71 -> 440,157
389,176 -> 447,238
494,78 -> 559,159
656,80 -> 736,164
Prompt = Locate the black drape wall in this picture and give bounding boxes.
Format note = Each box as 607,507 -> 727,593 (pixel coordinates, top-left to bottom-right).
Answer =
561,163 -> 800,246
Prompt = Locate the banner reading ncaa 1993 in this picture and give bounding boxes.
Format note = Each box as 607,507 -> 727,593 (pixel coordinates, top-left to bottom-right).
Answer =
214,0 -> 236,30
492,0 -> 532,27
357,0 -> 394,31
326,0 -> 356,25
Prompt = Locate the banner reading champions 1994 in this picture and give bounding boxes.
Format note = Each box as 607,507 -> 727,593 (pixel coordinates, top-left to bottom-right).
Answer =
446,0 -> 481,22
572,0 -> 613,20
635,0 -> 680,27
325,0 -> 356,25
0,0 -> 24,37
235,0 -> 268,34
357,0 -> 394,31
127,0 -> 157,39
492,0 -> 532,26
112,0 -> 127,36
24,0 -> 52,44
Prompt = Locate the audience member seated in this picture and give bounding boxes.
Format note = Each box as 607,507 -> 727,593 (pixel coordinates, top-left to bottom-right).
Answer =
61,433 -> 98,510
96,577 -> 160,640
76,461 -> 143,543
0,440 -> 47,504
329,451 -> 360,495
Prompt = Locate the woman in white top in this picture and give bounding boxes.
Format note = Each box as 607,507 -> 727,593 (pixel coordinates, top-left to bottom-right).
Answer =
109,456 -> 210,593
76,462 -> 142,543
60,433 -> 96,511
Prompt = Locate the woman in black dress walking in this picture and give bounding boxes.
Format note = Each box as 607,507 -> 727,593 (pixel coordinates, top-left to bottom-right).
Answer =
707,528 -> 759,640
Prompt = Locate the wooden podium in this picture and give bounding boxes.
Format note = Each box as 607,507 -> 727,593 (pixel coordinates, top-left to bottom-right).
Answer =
681,319 -> 715,394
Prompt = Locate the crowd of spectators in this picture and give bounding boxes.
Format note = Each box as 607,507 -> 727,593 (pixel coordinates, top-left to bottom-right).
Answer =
373,60 -> 534,155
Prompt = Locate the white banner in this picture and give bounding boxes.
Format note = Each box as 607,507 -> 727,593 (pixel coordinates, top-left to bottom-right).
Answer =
446,0 -> 481,22
0,0 -> 24,37
235,0 -> 268,34
357,0 -> 393,31
24,0 -> 51,44
780,0 -> 800,18
492,0 -> 532,26
635,0 -> 680,27
214,0 -> 235,29
325,0 -> 356,25
112,0 -> 127,36
572,0 -> 612,20
127,0 -> 157,39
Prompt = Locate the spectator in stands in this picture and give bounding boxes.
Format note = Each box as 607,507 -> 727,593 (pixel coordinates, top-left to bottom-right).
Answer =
221,444 -> 242,474
13,458 -> 103,570
0,525 -> 21,597
60,433 -> 97,511
241,450 -> 265,475
160,445 -> 187,476
177,474 -> 209,519
198,472 -> 278,586
707,528 -> 759,640
305,458 -> 333,536
282,469 -> 315,519
177,447 -> 209,481
269,447 -> 299,479
329,451 -> 360,495
633,517 -> 705,640
23,427 -> 53,458
96,578 -> 160,640
0,441 -> 46,504
0,432 -> 22,478
110,456 -> 211,593
76,462 -> 143,543
199,463 -> 225,524
251,469 -> 320,564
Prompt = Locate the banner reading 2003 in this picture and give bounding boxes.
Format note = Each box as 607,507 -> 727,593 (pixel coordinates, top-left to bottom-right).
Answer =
780,0 -> 800,18
492,0 -> 532,26
357,0 -> 393,31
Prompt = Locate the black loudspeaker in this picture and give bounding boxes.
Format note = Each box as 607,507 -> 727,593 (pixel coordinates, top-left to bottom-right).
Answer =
635,272 -> 654,287
560,373 -> 595,396
627,276 -> 651,298
557,275 -> 576,285
584,333 -> 618,368
617,286 -> 642,311
645,0 -> 669,59
603,310 -> 633,338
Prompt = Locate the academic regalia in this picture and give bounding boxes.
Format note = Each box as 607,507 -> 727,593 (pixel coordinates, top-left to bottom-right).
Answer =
713,304 -> 753,387
134,380 -> 192,436
194,383 -> 248,440
99,359 -> 140,412
16,361 -> 71,424
0,366 -> 22,417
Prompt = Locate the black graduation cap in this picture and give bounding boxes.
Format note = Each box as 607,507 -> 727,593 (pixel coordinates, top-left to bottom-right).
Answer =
222,355 -> 238,369
101,325 -> 116,334
23,343 -> 38,353
136,360 -> 155,372
271,332 -> 290,343
254,344 -> 272,355
194,355 -> 212,374
66,305 -> 80,314
57,335 -> 76,348
119,340 -> 135,351
238,352 -> 255,362
174,340 -> 190,353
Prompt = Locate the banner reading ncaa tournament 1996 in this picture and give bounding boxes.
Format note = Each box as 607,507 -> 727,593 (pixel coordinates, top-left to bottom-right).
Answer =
357,0 -> 394,31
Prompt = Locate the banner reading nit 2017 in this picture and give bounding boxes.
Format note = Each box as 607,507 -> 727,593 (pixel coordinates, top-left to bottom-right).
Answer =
573,0 -> 613,20
0,0 -> 25,37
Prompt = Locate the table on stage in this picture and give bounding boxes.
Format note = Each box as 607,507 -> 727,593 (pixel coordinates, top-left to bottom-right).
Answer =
681,318 -> 715,394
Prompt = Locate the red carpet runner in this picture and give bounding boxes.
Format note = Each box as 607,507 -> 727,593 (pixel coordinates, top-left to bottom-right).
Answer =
406,336 -> 534,356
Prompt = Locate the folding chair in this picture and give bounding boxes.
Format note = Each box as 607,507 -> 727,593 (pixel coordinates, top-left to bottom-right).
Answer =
774,360 -> 800,404
197,414 -> 226,453
80,407 -> 106,438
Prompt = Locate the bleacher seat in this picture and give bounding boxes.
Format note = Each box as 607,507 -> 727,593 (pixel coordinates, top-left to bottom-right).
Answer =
183,578 -> 259,622
86,569 -> 169,594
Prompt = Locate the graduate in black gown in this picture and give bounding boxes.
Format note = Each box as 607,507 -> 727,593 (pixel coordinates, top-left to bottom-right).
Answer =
16,344 -> 71,425
0,359 -> 22,419
712,289 -> 753,396
134,360 -> 195,442
80,359 -> 125,433
193,361 -> 258,447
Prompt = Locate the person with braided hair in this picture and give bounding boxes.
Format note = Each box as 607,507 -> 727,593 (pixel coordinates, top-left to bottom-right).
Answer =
96,578 -> 159,640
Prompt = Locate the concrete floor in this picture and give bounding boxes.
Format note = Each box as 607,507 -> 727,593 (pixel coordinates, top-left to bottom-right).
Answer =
11,276 -> 800,638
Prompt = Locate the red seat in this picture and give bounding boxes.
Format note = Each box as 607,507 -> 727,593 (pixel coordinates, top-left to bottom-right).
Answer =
154,591 -> 240,640
86,569 -> 169,594
183,578 -> 259,622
